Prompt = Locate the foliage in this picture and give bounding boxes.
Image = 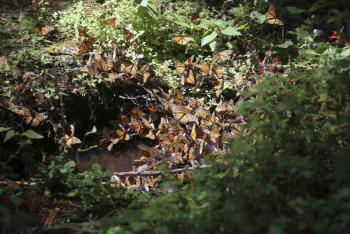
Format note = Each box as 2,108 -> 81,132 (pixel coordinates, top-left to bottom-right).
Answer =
93,43 -> 350,233
40,156 -> 133,214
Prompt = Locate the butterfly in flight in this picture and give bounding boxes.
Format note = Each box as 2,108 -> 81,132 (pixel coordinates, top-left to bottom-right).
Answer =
266,5 -> 284,25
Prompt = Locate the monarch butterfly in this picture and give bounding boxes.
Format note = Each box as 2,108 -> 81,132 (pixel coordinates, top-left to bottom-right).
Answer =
181,70 -> 196,86
131,107 -> 145,117
23,111 -> 46,127
212,65 -> 224,78
266,5 -> 284,25
175,36 -> 193,45
78,38 -> 95,55
114,129 -> 130,142
191,123 -> 197,140
196,63 -> 212,75
108,72 -> 120,83
123,29 -> 132,42
98,54 -> 114,71
65,135 -> 82,148
33,25 -> 55,36
213,50 -> 232,63
173,105 -> 198,124
195,108 -> 209,119
122,62 -> 138,75
106,17 -> 120,27
173,91 -> 185,104
216,100 -> 234,114
175,60 -> 186,74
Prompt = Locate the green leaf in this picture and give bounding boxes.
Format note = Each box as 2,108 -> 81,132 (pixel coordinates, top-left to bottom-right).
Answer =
286,6 -> 307,14
250,11 -> 266,24
209,41 -> 217,51
201,31 -> 217,47
276,40 -> 294,48
0,127 -> 10,133
140,0 -> 148,7
221,27 -> 241,36
21,130 -> 44,139
68,190 -> 78,197
64,160 -> 77,169
4,130 -> 16,142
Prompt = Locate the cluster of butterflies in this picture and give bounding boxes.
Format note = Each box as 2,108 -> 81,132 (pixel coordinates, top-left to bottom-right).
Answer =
175,50 -> 232,86
99,87 -> 240,167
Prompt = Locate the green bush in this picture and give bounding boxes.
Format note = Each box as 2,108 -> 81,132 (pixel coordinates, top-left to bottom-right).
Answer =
94,43 -> 350,233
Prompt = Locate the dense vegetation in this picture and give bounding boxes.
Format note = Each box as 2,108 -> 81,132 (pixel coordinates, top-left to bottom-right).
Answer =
0,0 -> 349,233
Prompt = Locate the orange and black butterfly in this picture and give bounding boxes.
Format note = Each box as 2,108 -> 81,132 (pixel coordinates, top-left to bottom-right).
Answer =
122,61 -> 138,75
172,105 -> 198,124
175,36 -> 193,45
196,63 -> 212,75
181,70 -> 196,86
33,25 -> 55,36
106,17 -> 120,27
266,5 -> 284,25
23,110 -> 46,127
78,38 -> 95,55
212,65 -> 224,78
213,50 -> 232,63
123,29 -> 132,42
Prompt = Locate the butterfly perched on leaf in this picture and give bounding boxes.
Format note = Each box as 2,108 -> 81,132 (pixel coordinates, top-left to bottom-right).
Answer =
175,36 -> 193,45
213,50 -> 233,63
266,5 -> 284,25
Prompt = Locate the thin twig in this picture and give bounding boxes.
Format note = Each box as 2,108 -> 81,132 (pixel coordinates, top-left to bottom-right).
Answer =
114,165 -> 210,176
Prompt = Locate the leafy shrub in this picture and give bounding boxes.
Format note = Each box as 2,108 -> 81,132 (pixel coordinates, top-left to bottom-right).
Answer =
94,43 -> 350,233
40,156 -> 133,214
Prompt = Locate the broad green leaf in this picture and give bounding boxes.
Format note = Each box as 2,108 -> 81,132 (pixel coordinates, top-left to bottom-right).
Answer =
4,130 -> 15,142
286,6 -> 307,14
250,11 -> 266,24
276,40 -> 294,48
140,0 -> 148,7
201,31 -> 217,47
64,160 -> 77,169
21,130 -> 44,139
68,190 -> 78,197
0,127 -> 10,133
221,27 -> 241,36
209,41 -> 217,51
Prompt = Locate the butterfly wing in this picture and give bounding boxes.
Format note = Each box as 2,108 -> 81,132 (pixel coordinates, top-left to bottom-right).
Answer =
213,50 -> 232,63
175,36 -> 192,45
175,60 -> 186,74
181,70 -> 196,86
266,5 -> 284,25
196,63 -> 212,75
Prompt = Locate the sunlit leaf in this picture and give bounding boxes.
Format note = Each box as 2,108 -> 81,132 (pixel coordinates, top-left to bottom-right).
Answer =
201,31 -> 217,47
4,130 -> 16,142
221,27 -> 241,36
21,130 -> 44,139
